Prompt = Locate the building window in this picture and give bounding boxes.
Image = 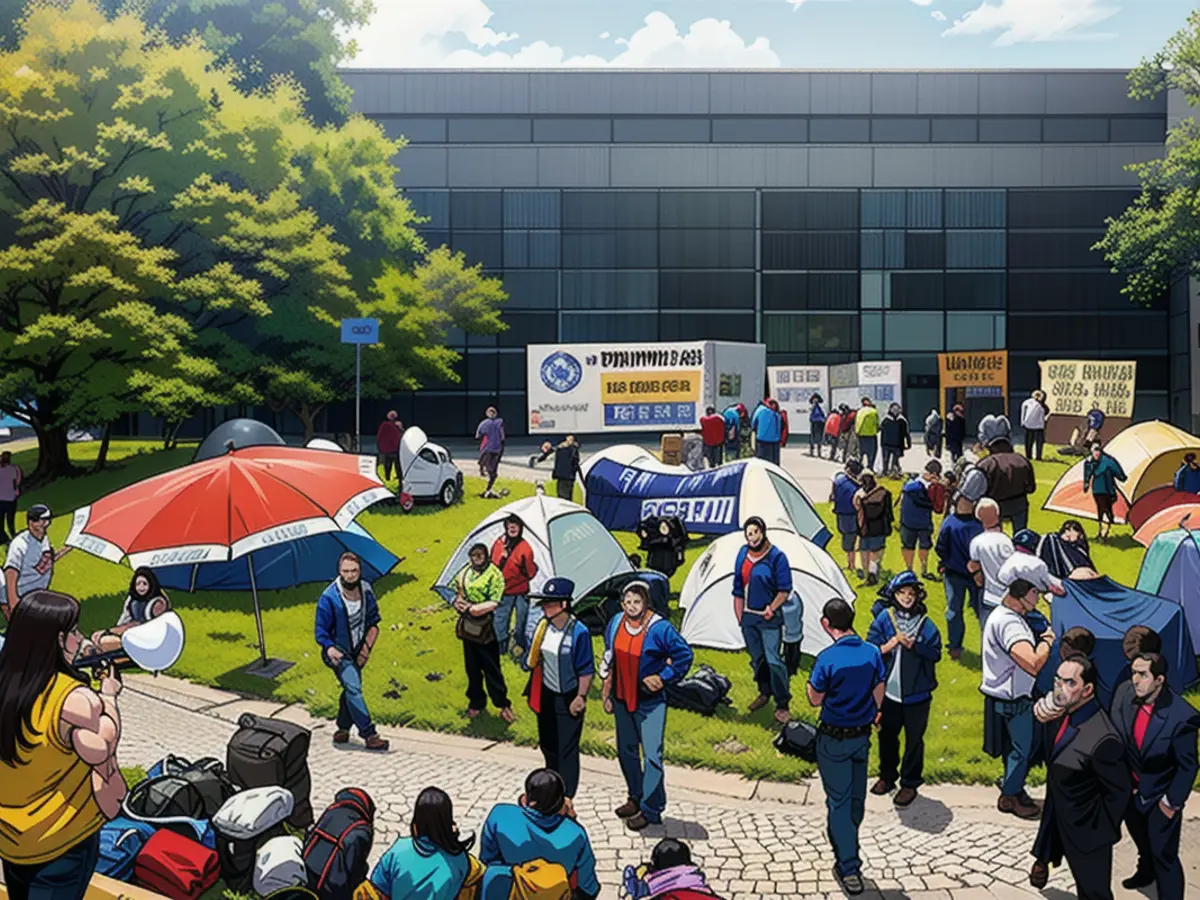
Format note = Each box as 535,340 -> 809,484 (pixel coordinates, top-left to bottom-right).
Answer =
907,190 -> 942,229
861,272 -> 884,310
562,191 -> 658,230
762,314 -> 856,353
946,312 -> 1004,351
762,232 -> 858,270
1007,190 -> 1137,230
890,272 -> 944,310
946,231 -> 1006,269
561,271 -> 657,309
862,191 -> 906,229
762,192 -> 859,230
861,231 -> 883,269
450,191 -> 503,230
885,312 -> 944,352
659,192 -> 756,229
872,118 -> 930,143
945,271 -> 1005,309
1008,231 -> 1107,269
533,118 -> 613,143
809,118 -> 871,142
449,232 -> 503,269
500,270 -> 558,309
561,312 -> 657,341
945,190 -> 1005,229
503,190 -> 561,229
660,313 -> 755,341
905,232 -> 945,269
562,230 -> 659,268
979,118 -> 1041,143
660,271 -> 756,309
659,230 -> 756,269
931,118 -> 978,143
1041,118 -> 1109,143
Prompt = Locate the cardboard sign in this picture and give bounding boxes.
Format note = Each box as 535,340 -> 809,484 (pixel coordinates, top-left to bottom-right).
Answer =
1038,360 -> 1137,419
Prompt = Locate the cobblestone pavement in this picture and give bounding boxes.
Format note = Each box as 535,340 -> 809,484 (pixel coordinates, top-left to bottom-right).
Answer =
116,675 -> 1199,900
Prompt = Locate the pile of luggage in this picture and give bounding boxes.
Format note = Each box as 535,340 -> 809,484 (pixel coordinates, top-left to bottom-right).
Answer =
100,713 -> 377,900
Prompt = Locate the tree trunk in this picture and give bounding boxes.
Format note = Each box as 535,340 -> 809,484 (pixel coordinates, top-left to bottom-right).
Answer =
26,424 -> 78,488
297,403 -> 318,443
162,420 -> 184,450
90,422 -> 113,473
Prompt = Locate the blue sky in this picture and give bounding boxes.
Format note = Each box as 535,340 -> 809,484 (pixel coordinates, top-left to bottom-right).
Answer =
347,0 -> 1195,69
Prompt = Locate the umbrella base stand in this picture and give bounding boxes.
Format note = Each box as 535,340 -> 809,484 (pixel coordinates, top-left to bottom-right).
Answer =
241,657 -> 294,679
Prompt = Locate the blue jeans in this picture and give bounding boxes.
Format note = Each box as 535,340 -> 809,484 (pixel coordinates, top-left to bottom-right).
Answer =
809,423 -> 824,453
614,701 -> 668,822
493,593 -> 529,654
742,621 -> 790,708
2,831 -> 100,900
995,697 -> 1035,797
334,659 -> 376,738
756,441 -> 779,464
817,733 -> 870,878
859,436 -> 878,471
942,571 -> 980,653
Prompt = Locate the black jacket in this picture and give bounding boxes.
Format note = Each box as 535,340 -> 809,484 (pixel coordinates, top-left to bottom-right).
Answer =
945,416 -> 967,446
538,442 -> 582,482
1033,700 -> 1131,864
1109,681 -> 1200,814
879,414 -> 910,450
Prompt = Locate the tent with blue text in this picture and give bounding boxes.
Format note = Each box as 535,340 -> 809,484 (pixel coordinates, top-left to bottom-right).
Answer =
580,445 -> 830,547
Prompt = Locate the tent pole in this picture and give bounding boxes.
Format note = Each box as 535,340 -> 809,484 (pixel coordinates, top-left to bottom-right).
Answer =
248,557 -> 267,666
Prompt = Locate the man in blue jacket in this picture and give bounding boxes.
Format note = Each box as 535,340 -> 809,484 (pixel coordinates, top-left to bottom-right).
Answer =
751,399 -> 783,465
831,459 -> 864,577
899,461 -> 940,580
314,552 -> 389,751
479,768 -> 600,900
1173,453 -> 1200,494
935,471 -> 986,660
600,581 -> 694,829
734,517 -> 794,723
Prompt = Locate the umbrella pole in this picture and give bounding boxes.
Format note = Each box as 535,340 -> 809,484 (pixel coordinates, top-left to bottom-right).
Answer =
248,557 -> 268,666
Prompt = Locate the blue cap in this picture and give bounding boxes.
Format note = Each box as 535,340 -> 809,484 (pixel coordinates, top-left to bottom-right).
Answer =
1013,529 -> 1041,553
885,571 -> 921,595
530,577 -> 575,604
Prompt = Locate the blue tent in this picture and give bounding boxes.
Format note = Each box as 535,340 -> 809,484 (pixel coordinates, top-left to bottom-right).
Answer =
1136,529 -> 1200,650
1047,576 -> 1198,708
581,446 -> 830,546
154,521 -> 399,592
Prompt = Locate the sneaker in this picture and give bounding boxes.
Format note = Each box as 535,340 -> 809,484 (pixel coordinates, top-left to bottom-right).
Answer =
1121,870 -> 1155,890
774,707 -> 791,724
332,730 -> 350,745
1030,861 -> 1049,889
870,778 -> 894,796
866,573 -> 878,586
893,786 -> 918,807
833,866 -> 864,896
997,794 -> 1041,819
748,694 -> 770,713
855,569 -> 865,580
466,708 -> 481,719
949,648 -> 963,661
364,735 -> 390,752
499,707 -> 516,724
625,812 -> 651,831
615,799 -> 640,819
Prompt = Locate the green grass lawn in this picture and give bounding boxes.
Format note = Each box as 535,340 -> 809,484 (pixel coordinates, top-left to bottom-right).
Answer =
11,440 -> 1162,789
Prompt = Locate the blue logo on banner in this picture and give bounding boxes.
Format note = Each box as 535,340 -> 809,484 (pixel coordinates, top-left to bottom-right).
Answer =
604,403 -> 695,427
541,351 -> 583,394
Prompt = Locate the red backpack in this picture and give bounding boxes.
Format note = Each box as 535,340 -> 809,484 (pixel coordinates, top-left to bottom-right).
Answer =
302,788 -> 375,900
134,829 -> 220,900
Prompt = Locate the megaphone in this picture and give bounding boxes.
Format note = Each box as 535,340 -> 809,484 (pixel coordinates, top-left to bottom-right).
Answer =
79,612 -> 185,676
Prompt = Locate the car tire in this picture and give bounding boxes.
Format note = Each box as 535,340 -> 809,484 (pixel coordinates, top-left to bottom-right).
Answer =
439,481 -> 458,507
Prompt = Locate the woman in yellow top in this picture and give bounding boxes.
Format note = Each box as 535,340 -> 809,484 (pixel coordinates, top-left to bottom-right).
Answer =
453,543 -> 515,724
0,590 -> 126,899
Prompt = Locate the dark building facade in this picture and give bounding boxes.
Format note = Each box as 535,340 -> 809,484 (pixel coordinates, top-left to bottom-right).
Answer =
326,71 -> 1182,436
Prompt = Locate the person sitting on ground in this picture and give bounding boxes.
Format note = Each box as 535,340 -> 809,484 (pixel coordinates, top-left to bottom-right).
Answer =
1174,452 -> 1200,494
1037,520 -> 1094,580
365,787 -> 482,900
620,838 -> 720,900
1034,627 -> 1098,723
84,567 -> 171,656
478,768 -> 599,900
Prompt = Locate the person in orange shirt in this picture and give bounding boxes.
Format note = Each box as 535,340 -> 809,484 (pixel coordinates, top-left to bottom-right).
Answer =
0,590 -> 126,899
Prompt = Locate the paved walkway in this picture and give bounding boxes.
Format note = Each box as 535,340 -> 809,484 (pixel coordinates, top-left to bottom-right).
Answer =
113,673 -> 1196,900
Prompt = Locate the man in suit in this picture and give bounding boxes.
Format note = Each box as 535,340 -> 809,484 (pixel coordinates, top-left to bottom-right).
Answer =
1029,655 -> 1130,899
1109,652 -> 1200,899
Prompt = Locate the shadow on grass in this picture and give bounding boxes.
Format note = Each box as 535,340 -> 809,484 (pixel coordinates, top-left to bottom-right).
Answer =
1101,534 -> 1143,553
956,649 -> 983,673
19,447 -> 195,515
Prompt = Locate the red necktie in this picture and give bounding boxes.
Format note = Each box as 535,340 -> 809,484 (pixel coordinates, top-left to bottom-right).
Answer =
1134,704 -> 1153,750
1054,715 -> 1070,748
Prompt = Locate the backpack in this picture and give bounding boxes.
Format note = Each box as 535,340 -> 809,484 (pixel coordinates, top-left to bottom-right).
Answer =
303,788 -> 375,900
227,713 -> 314,829
133,829 -> 221,900
509,859 -> 571,900
774,720 -> 819,763
121,757 -> 235,842
96,816 -> 157,881
665,664 -> 732,717
212,786 -> 295,893
860,489 -> 892,537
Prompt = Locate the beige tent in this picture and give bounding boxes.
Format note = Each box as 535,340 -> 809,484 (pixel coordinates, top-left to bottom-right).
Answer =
1044,421 -> 1200,523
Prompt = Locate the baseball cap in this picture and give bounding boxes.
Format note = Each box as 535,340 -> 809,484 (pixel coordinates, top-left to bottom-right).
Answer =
530,577 -> 575,605
26,504 -> 51,522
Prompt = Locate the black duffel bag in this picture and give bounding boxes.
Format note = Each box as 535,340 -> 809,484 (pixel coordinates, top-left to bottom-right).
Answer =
774,720 -> 819,762
665,663 -> 732,717
227,713 -> 314,828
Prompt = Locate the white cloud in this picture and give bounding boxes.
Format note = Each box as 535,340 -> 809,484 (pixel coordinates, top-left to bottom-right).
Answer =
942,0 -> 1119,45
931,10 -> 947,20
911,0 -> 935,6
598,31 -> 610,40
348,4 -> 780,68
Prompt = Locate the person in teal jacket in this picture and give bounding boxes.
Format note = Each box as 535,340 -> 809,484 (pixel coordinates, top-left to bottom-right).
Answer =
369,787 -> 474,900
1082,441 -> 1127,543
479,769 -> 600,900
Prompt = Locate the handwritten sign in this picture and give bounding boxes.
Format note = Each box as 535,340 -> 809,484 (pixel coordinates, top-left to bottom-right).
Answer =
938,351 -> 1008,388
1038,360 -> 1137,418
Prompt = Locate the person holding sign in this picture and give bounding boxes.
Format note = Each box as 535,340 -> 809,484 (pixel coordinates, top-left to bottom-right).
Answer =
1083,441 -> 1127,544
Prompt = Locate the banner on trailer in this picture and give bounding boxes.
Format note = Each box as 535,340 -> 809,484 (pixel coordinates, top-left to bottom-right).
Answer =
1038,360 -> 1137,419
937,350 -> 1009,413
768,366 -> 829,421
527,342 -> 706,433
585,458 -> 745,534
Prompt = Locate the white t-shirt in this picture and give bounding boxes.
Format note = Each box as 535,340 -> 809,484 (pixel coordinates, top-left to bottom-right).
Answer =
1021,397 -> 1046,430
340,589 -> 365,649
970,530 -> 1015,609
997,552 -> 1062,595
3,531 -> 53,598
981,606 -> 1037,700
540,625 -> 567,693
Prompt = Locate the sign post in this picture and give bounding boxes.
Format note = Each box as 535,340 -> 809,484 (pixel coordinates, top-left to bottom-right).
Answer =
340,318 -> 380,452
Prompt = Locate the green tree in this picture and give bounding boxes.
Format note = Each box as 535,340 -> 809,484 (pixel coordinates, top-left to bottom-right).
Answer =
0,0 -> 373,124
1095,10 -> 1200,305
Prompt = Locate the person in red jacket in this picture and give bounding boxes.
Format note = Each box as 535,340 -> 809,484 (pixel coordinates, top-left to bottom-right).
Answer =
699,407 -> 726,469
490,515 -> 539,656
375,411 -> 403,482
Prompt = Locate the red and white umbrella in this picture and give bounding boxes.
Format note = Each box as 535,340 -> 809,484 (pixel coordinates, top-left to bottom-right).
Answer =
66,446 -> 393,665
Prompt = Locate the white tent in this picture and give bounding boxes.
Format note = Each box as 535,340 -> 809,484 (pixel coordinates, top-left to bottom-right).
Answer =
432,494 -> 634,605
678,528 -> 855,656
580,444 -> 831,547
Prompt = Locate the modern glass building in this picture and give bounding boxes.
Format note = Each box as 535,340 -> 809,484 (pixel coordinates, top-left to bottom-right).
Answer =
325,69 -> 1188,437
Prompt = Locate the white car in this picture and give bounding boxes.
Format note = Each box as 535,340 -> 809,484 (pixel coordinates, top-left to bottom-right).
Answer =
399,427 -> 463,509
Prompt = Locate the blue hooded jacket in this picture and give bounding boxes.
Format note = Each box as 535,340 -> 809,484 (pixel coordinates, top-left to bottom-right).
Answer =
479,804 -> 599,900
900,477 -> 935,531
751,404 -> 783,443
831,472 -> 859,516
732,543 -> 793,622
1174,463 -> 1200,494
866,609 -> 942,704
601,613 -> 694,709
314,579 -> 381,664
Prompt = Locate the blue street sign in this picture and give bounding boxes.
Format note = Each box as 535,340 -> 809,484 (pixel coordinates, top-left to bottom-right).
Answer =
340,318 -> 379,345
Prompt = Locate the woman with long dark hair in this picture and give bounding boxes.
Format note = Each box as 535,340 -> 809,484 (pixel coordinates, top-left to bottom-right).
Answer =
86,566 -> 171,655
0,590 -> 125,899
367,787 -> 476,899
